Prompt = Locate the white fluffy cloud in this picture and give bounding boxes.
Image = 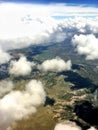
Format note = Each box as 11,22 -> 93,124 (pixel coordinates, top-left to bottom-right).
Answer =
38,57 -> 72,72
88,127 -> 97,130
9,56 -> 35,76
0,48 -> 11,64
54,123 -> 97,130
54,122 -> 81,130
0,80 -> 13,97
0,3 -> 60,51
0,3 -> 98,64
0,3 -> 98,51
72,34 -> 98,60
0,79 -> 46,130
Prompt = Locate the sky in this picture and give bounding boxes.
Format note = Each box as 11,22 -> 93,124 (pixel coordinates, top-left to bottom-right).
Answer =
0,0 -> 98,130
0,0 -> 98,5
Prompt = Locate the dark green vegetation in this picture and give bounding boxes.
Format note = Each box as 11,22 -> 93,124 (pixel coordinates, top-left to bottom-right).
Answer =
1,41 -> 98,129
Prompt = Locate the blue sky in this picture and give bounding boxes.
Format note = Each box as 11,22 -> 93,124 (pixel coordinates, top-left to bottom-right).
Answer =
1,0 -> 98,6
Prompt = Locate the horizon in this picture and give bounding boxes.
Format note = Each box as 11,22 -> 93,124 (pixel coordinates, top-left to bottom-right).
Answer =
0,0 -> 98,6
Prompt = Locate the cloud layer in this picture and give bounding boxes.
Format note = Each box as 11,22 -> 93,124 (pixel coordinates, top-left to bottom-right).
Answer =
72,34 -> 98,60
9,56 -> 35,76
0,4 -> 98,49
38,57 -> 72,72
0,3 -> 98,64
0,79 -> 46,130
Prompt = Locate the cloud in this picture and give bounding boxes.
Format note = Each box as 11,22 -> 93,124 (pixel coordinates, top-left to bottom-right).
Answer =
0,3 -> 60,51
83,17 -> 98,34
38,57 -> 72,72
88,127 -> 97,130
9,56 -> 35,76
0,3 -> 98,51
54,123 -> 97,130
72,34 -> 98,60
0,80 -> 14,97
0,79 -> 46,130
0,3 -> 98,64
56,17 -> 98,37
0,48 -> 11,64
54,122 -> 81,130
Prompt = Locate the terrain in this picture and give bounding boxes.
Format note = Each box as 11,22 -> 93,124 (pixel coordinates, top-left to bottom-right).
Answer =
1,40 -> 98,130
